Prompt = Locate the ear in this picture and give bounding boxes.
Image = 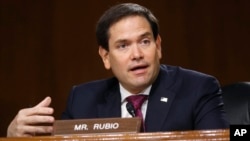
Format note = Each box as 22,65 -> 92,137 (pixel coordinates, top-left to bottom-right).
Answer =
156,35 -> 162,59
98,46 -> 111,70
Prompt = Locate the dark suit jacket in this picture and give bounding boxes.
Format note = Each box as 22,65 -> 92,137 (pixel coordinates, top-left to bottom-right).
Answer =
61,65 -> 229,132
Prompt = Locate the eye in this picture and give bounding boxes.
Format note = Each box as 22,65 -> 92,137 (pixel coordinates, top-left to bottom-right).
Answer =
140,39 -> 150,46
118,43 -> 127,49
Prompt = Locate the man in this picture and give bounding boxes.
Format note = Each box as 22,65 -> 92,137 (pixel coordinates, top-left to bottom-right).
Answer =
7,3 -> 229,137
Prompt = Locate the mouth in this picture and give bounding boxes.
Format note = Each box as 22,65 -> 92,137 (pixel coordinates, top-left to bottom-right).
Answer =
129,64 -> 149,73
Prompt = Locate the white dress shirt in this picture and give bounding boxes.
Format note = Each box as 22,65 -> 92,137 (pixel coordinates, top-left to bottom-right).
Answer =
120,83 -> 152,120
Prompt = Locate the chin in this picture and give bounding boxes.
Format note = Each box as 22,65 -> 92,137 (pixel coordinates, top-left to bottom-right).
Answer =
133,81 -> 150,88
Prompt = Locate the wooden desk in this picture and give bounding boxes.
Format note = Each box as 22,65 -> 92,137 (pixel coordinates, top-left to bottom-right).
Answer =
0,129 -> 229,141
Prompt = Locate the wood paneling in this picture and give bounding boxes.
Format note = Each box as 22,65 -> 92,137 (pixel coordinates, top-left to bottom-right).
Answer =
0,129 -> 229,140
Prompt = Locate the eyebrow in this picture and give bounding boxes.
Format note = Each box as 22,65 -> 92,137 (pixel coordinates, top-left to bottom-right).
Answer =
114,32 -> 153,44
140,32 -> 152,38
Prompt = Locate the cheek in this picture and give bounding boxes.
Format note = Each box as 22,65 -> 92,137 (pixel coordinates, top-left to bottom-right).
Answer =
109,55 -> 120,66
110,56 -> 128,72
110,58 -> 123,69
151,47 -> 162,60
145,49 -> 159,60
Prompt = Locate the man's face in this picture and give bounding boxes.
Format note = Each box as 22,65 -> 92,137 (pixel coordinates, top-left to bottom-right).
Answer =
99,15 -> 162,94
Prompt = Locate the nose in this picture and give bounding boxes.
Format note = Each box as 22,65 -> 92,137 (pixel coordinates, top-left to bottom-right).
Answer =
130,45 -> 143,61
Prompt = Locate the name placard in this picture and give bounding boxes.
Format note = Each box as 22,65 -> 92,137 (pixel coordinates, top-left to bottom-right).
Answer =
53,117 -> 141,135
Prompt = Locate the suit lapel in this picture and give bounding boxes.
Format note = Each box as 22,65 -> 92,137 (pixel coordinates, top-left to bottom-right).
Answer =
145,66 -> 178,132
97,83 -> 122,118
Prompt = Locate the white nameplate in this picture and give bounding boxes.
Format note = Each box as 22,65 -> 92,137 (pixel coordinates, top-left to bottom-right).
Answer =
53,117 -> 141,135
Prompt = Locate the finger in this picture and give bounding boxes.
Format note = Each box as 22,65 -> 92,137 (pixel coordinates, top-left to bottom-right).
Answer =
30,106 -> 54,115
23,115 -> 55,125
35,96 -> 52,108
7,119 -> 53,137
20,125 -> 53,136
18,106 -> 54,118
12,132 -> 33,137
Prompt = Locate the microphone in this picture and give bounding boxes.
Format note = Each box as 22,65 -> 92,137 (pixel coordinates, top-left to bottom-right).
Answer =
126,102 -> 136,117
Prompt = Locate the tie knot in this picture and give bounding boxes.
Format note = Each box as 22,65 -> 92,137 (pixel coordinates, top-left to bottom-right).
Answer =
126,95 -> 148,110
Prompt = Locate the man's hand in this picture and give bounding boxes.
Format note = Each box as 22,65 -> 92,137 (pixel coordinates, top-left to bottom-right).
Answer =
7,96 -> 55,137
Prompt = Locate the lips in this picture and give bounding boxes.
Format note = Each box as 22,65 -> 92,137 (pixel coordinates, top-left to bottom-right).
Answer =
130,64 -> 148,72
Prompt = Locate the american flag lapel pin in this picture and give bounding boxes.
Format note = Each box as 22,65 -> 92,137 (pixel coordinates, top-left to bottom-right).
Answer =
160,97 -> 168,103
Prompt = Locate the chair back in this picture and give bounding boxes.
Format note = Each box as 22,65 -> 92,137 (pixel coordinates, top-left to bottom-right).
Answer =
222,82 -> 250,124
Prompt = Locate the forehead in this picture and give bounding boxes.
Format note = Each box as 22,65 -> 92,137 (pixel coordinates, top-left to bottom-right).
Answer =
108,15 -> 152,39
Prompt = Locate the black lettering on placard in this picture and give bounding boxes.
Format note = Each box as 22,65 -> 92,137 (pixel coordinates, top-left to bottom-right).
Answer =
230,125 -> 250,141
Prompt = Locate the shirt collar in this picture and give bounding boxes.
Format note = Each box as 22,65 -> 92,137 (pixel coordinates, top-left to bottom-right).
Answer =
120,83 -> 152,102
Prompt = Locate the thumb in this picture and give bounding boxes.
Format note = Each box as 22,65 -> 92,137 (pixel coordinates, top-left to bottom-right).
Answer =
34,96 -> 52,108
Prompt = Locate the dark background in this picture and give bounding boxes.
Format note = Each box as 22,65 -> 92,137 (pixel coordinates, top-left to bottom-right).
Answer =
0,0 -> 249,137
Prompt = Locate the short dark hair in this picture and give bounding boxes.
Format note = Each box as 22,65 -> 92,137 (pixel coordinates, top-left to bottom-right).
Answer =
96,3 -> 159,51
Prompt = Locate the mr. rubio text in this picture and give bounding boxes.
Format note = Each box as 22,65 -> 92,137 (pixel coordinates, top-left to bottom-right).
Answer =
74,122 -> 119,131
